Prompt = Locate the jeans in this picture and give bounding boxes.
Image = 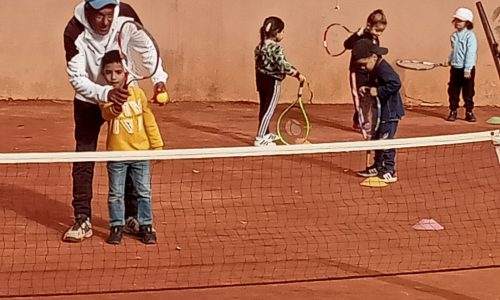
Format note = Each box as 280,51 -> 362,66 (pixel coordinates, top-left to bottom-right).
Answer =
374,121 -> 399,174
107,160 -> 153,227
72,100 -> 137,219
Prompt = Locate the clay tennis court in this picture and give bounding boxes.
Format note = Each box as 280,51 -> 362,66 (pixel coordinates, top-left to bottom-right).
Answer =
1,101 -> 499,299
1,0 -> 500,298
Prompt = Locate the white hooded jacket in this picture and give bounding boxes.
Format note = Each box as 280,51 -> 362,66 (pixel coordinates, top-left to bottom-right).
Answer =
64,1 -> 168,104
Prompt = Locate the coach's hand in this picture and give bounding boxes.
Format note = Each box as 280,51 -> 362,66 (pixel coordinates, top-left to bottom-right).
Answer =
108,87 -> 129,106
464,71 -> 472,79
154,82 -> 167,94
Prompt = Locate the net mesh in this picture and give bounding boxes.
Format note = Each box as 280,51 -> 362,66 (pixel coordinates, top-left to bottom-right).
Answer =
0,131 -> 499,297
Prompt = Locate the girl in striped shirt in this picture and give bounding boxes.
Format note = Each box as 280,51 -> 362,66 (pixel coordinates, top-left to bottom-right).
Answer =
254,16 -> 306,146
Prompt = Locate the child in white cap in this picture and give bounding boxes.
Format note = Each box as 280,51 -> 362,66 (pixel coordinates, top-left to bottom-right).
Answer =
445,8 -> 478,122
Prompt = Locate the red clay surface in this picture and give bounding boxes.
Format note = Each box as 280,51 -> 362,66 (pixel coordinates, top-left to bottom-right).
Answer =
1,101 -> 500,299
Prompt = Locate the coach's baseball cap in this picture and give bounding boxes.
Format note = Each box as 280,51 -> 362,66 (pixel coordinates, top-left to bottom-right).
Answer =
352,39 -> 388,60
85,0 -> 118,10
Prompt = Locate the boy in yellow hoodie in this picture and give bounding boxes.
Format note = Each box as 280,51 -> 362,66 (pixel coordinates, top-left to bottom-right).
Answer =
100,50 -> 163,245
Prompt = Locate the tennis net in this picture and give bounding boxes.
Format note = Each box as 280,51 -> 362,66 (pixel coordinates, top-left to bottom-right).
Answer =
0,130 -> 499,297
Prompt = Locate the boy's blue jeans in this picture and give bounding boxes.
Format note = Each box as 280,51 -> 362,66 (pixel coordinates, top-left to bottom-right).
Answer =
374,121 -> 399,174
107,160 -> 152,227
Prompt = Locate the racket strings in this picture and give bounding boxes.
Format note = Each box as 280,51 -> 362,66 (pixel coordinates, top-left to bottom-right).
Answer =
119,21 -> 160,84
358,96 -> 380,141
396,60 -> 437,71
403,93 -> 442,108
278,107 -> 309,141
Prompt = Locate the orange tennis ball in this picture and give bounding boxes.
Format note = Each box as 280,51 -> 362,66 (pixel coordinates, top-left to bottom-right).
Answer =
155,92 -> 169,104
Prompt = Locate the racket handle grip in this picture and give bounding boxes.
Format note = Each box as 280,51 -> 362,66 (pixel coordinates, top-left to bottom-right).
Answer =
298,81 -> 305,97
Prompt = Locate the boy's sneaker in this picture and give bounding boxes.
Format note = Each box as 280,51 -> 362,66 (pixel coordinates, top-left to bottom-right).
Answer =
357,167 -> 379,178
378,171 -> 398,183
264,133 -> 279,142
447,110 -> 457,122
63,215 -> 93,242
139,225 -> 157,244
254,137 -> 276,147
107,226 -> 124,245
123,216 -> 140,235
465,112 -> 477,122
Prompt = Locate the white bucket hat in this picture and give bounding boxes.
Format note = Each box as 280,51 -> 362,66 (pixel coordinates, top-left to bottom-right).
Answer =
453,8 -> 474,22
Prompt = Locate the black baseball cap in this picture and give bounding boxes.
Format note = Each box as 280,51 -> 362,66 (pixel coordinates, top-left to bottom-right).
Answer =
352,39 -> 388,60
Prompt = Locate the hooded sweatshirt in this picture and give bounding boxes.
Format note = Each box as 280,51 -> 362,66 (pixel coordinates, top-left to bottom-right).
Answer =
100,86 -> 163,151
64,1 -> 168,105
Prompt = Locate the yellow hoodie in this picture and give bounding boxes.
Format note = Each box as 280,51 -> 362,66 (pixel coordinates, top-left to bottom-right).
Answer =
100,86 -> 164,151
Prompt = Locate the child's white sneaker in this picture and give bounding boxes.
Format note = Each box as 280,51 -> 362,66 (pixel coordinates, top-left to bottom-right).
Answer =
254,137 -> 276,147
264,133 -> 279,142
378,171 -> 398,183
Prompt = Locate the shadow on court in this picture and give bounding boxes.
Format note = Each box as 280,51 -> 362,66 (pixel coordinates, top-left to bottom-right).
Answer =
334,262 -> 480,300
168,115 -> 255,145
0,184 -> 109,240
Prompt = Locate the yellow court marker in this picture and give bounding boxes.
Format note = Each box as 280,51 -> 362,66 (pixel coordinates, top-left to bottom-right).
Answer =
486,117 -> 500,125
360,177 -> 388,188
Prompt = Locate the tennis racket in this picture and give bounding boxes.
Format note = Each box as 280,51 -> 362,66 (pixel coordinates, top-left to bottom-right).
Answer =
276,81 -> 313,145
396,59 -> 446,71
357,92 -> 381,167
118,20 -> 161,88
323,23 -> 353,57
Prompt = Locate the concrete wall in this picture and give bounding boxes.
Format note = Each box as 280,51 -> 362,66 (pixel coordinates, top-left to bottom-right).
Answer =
0,0 -> 499,105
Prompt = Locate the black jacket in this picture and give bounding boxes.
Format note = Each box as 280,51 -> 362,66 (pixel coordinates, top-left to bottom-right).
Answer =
344,31 -> 379,72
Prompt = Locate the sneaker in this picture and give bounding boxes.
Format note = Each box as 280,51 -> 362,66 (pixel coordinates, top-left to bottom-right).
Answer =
357,167 -> 379,178
264,133 -> 279,142
447,110 -> 457,122
254,137 -> 276,147
139,225 -> 157,244
465,111 -> 477,122
123,216 -> 140,235
63,215 -> 93,242
107,226 -> 124,245
378,172 -> 398,183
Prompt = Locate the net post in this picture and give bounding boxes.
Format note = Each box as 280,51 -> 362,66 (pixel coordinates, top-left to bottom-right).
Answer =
492,130 -> 500,164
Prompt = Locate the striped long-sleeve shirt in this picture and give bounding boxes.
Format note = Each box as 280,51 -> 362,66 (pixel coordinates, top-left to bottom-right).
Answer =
449,28 -> 477,72
255,39 -> 296,81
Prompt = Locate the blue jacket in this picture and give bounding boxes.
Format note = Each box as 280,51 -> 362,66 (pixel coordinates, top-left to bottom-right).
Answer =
449,29 -> 477,72
370,59 -> 405,122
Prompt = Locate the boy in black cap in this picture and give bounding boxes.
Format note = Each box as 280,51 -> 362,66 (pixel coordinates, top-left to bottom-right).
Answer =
354,39 -> 404,183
